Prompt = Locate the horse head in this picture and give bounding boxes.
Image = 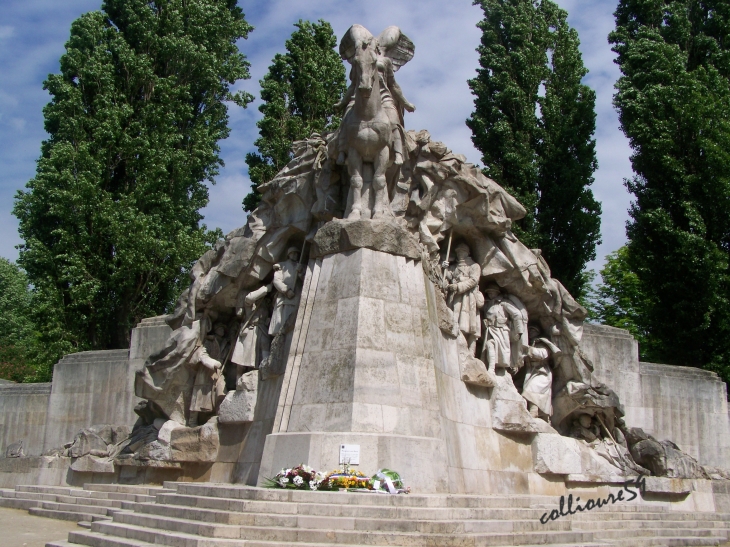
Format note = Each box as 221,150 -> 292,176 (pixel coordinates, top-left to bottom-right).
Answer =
340,25 -> 379,98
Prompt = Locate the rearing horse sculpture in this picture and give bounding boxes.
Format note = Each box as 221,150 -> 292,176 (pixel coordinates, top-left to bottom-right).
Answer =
337,25 -> 415,220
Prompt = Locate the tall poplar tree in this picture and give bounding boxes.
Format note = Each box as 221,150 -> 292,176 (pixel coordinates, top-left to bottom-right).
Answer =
13,0 -> 254,363
468,0 -> 601,297
610,1 -> 730,381
536,5 -> 601,296
243,20 -> 346,212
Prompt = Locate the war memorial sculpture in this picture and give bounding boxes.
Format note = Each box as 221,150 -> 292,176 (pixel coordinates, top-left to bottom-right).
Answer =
1,26 -> 730,545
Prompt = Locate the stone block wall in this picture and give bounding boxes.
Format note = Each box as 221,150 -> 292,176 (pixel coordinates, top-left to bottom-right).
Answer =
581,323 -> 730,469
42,350 -> 138,453
41,317 -> 172,454
0,382 -> 51,456
259,250 -> 449,493
637,362 -> 729,469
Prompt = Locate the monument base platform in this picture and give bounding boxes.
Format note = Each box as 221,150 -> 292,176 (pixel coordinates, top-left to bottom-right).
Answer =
258,431 -> 449,492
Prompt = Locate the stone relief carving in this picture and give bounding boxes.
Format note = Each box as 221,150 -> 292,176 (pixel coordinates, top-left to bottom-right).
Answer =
117,23 -> 720,480
519,326 -> 560,421
230,284 -> 272,381
480,284 -> 527,373
336,25 -> 416,220
442,242 -> 482,355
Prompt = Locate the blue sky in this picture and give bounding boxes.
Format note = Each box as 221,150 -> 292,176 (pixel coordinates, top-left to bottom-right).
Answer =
0,0 -> 632,274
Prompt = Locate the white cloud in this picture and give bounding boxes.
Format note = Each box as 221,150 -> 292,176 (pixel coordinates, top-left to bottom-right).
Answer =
0,0 -> 634,274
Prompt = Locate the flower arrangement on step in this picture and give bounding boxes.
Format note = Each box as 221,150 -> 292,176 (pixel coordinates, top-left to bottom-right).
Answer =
371,468 -> 410,494
318,466 -> 373,491
264,463 -> 410,493
263,464 -> 326,490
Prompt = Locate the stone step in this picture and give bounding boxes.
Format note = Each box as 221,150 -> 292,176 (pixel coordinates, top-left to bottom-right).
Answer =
575,519 -> 730,530
65,532 -> 610,547
52,496 -> 125,509
0,496 -> 41,510
572,510 -> 730,522
84,484 -> 174,496
596,527 -> 723,540
155,492 -> 553,520
134,501 -> 573,533
606,538 -> 722,547
39,501 -> 118,516
105,511 -> 598,547
17,485 -> 84,496
29,506 -> 114,523
154,491 -> 728,525
169,483 -> 563,509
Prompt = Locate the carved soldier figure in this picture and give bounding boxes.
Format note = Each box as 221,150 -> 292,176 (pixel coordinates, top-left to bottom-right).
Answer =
231,284 -> 272,381
480,284 -> 526,373
269,247 -> 304,337
570,413 -> 601,443
442,242 -> 482,355
520,326 -> 560,421
189,315 -> 226,426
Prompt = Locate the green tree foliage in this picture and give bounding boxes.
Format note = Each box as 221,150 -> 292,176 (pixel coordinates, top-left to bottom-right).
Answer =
467,0 -> 546,248
468,0 -> 601,297
588,247 -> 658,359
0,259 -> 41,382
13,0 -> 253,367
535,7 -> 602,298
243,20 -> 346,212
610,0 -> 730,383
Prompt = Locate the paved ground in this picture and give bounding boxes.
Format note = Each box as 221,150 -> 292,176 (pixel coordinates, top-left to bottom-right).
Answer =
0,507 -> 78,547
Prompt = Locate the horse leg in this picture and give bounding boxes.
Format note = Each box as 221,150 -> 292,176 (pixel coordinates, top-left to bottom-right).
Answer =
371,146 -> 392,220
337,114 -> 350,165
345,149 -> 364,220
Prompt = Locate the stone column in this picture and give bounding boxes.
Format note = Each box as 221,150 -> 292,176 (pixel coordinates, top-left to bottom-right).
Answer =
258,247 -> 449,492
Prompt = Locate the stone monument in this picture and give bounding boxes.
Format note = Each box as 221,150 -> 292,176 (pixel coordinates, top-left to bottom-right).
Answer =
82,23 -> 722,493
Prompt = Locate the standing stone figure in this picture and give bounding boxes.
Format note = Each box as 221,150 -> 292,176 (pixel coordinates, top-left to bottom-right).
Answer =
480,284 -> 526,373
442,242 -> 482,355
189,315 -> 226,426
231,284 -> 272,381
269,247 -> 304,337
520,326 -> 560,421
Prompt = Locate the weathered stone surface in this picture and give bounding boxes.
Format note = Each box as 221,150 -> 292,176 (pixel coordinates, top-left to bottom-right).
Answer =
643,476 -> 692,494
490,373 -> 549,433
5,440 -> 24,458
70,454 -> 115,473
219,372 -> 258,424
311,219 -> 421,260
157,420 -> 184,445
0,383 -> 50,458
169,417 -> 219,462
457,333 -> 495,387
68,428 -> 109,458
42,350 -> 136,456
532,434 -> 581,474
626,427 -> 709,479
582,324 -> 730,469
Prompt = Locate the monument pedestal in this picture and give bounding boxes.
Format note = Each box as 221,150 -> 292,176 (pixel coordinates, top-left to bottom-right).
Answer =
257,247 -> 450,492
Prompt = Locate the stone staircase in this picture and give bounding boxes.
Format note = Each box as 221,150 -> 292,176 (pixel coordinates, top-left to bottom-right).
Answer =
0,483 -> 172,526
19,482 -> 729,547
